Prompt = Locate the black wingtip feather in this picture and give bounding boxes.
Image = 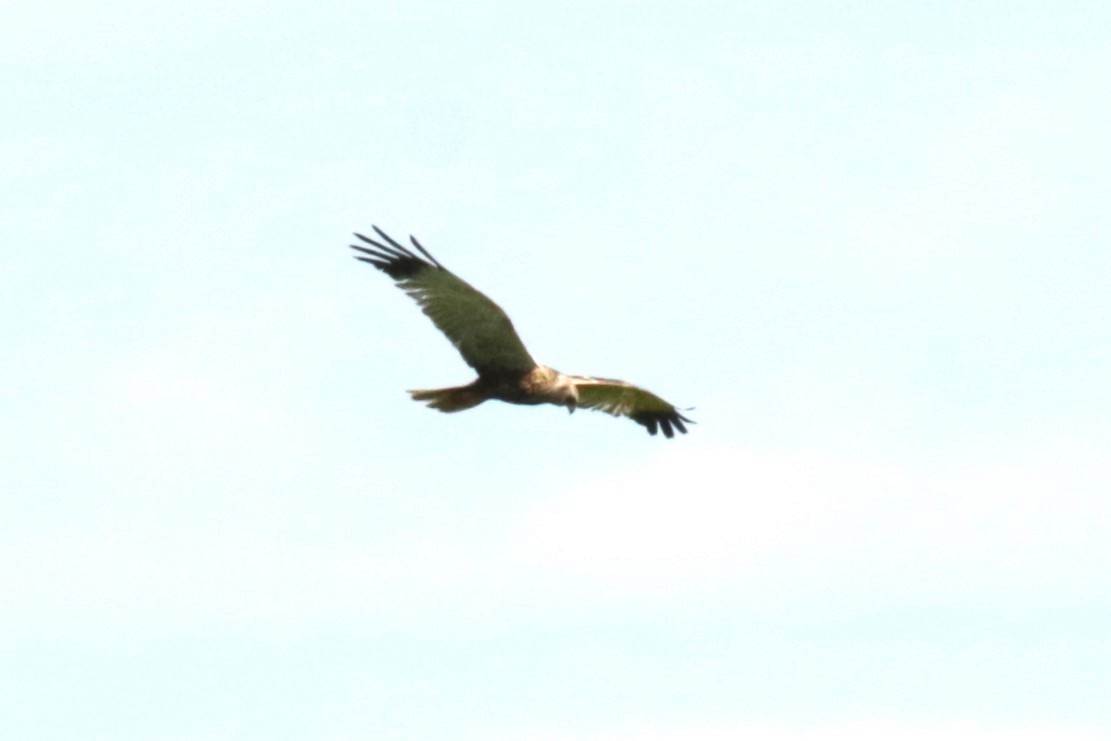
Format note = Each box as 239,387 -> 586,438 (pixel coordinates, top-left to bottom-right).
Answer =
631,409 -> 694,438
354,232 -> 411,261
371,225 -> 408,252
350,227 -> 442,281
408,234 -> 444,269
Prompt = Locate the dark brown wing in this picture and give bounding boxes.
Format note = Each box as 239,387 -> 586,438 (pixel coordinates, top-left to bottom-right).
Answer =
570,376 -> 694,438
350,227 -> 537,375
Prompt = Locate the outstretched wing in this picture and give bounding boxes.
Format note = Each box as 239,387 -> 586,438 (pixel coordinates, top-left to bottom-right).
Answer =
350,227 -> 537,375
570,376 -> 694,438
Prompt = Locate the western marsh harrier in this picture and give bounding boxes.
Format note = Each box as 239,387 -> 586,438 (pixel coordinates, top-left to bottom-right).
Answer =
350,226 -> 693,438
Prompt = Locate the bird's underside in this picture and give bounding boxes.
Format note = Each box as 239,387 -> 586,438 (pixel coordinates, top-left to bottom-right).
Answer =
350,226 -> 693,438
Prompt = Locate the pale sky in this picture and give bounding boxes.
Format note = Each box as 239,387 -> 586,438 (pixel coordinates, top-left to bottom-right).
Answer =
3,1 -> 1110,739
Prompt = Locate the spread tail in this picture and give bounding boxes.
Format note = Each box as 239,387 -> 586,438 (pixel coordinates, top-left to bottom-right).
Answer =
408,385 -> 486,413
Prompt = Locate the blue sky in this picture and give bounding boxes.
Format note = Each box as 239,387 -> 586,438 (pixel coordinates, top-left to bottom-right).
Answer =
3,1 -> 1110,739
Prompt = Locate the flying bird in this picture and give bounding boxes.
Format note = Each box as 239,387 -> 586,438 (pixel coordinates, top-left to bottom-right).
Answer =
350,226 -> 693,438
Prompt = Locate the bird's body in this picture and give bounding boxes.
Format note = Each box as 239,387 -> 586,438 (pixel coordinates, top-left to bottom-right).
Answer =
409,366 -> 571,412
350,226 -> 693,438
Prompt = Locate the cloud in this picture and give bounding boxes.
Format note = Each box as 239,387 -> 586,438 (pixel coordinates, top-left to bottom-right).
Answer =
5,439 -> 1107,635
521,721 -> 1106,741
509,441 -> 1111,598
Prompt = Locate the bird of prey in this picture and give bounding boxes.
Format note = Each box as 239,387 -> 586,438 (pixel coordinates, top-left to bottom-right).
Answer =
350,226 -> 693,438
